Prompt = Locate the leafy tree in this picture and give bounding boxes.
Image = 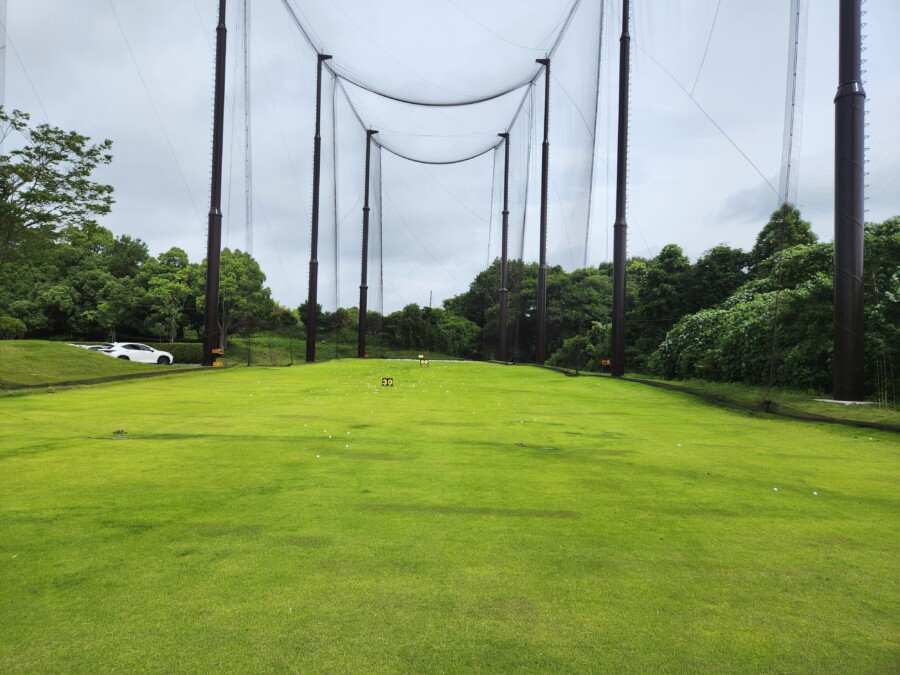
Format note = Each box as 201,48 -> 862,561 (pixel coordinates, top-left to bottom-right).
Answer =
322,306 -> 359,348
628,244 -> 692,370
863,217 -> 900,401
547,321 -> 612,372
750,203 -> 817,272
653,217 -> 899,397
443,258 -> 503,326
0,315 -> 26,339
139,247 -> 197,342
55,223 -> 116,336
444,258 -> 539,359
545,266 -> 612,357
385,304 -> 428,349
269,304 -> 299,329
688,244 -> 749,312
97,276 -> 146,342
106,235 -> 149,278
33,283 -> 79,335
434,309 -> 480,358
298,301 -> 325,335
198,248 -> 274,350
0,108 -> 113,266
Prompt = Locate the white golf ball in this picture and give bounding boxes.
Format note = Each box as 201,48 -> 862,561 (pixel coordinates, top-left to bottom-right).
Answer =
316,454 -> 320,459
773,487 -> 778,492
813,491 -> 818,496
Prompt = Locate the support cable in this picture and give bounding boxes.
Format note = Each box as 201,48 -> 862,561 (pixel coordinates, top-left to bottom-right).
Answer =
279,0 -> 583,108
635,40 -> 779,197
690,0 -> 722,96
108,0 -> 205,229
375,141 -> 500,166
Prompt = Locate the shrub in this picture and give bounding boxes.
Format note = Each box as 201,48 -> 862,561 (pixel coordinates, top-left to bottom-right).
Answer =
146,342 -> 203,364
0,315 -> 27,339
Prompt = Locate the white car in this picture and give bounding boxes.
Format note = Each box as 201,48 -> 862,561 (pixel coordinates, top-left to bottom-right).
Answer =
100,342 -> 174,365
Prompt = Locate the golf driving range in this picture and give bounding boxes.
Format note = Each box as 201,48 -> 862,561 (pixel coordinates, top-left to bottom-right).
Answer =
1,360 -> 897,671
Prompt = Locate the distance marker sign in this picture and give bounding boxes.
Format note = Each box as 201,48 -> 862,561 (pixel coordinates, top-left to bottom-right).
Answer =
381,377 -> 394,387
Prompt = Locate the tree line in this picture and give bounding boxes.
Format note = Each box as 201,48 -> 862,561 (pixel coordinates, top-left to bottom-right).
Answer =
442,204 -> 898,398
1,107 -> 895,397
0,107 -> 286,347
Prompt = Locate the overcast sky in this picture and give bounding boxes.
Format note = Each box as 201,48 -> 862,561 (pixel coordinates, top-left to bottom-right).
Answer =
4,0 -> 898,313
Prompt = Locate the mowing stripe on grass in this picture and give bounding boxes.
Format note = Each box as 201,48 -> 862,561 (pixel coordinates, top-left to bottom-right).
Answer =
1,361 -> 897,672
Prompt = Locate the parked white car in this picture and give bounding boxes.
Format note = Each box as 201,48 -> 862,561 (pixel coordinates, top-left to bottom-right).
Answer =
100,342 -> 174,365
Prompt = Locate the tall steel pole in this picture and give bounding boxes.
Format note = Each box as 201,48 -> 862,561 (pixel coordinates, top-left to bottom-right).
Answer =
833,0 -> 866,400
306,53 -> 332,363
498,132 -> 511,362
536,58 -> 551,364
202,0 -> 227,367
358,129 -> 378,358
611,0 -> 631,378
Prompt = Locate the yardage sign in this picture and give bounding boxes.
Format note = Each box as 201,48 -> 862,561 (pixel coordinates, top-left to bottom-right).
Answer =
381,377 -> 394,387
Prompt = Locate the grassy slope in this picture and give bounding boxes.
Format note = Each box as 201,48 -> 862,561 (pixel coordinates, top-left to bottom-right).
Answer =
1,361 -> 897,672
625,374 -> 900,428
0,340 -> 191,387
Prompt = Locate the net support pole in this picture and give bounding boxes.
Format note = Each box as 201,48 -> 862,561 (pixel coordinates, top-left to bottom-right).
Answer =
833,0 -> 866,400
306,53 -> 332,363
536,58 -> 551,364
202,0 -> 227,367
498,132 -> 511,362
611,0 -> 631,378
358,129 -> 378,358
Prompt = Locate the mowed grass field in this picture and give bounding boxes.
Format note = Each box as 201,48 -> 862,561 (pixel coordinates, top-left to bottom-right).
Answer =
1,360 -> 897,672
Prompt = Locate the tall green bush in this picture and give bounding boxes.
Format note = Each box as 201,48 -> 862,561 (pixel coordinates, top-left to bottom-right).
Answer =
0,315 -> 26,339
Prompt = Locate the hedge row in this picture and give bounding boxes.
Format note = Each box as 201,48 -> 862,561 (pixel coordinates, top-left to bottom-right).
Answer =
145,342 -> 204,365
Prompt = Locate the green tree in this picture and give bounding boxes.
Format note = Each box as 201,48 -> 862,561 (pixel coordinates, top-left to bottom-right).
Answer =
545,266 -> 611,357
547,321 -> 612,372
139,247 -> 197,342
443,258 -> 502,326
0,315 -> 26,339
198,248 -> 274,350
106,234 -> 149,278
435,309 -> 480,358
97,276 -> 145,342
298,301 -> 325,336
750,203 -> 817,272
653,217 -> 899,398
863,217 -> 900,401
385,304 -> 427,349
688,244 -> 749,312
444,258 -> 539,360
628,245 -> 692,370
0,108 -> 113,266
269,304 -> 299,329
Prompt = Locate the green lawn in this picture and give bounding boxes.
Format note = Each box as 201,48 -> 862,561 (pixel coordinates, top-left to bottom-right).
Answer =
1,360 -> 897,672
